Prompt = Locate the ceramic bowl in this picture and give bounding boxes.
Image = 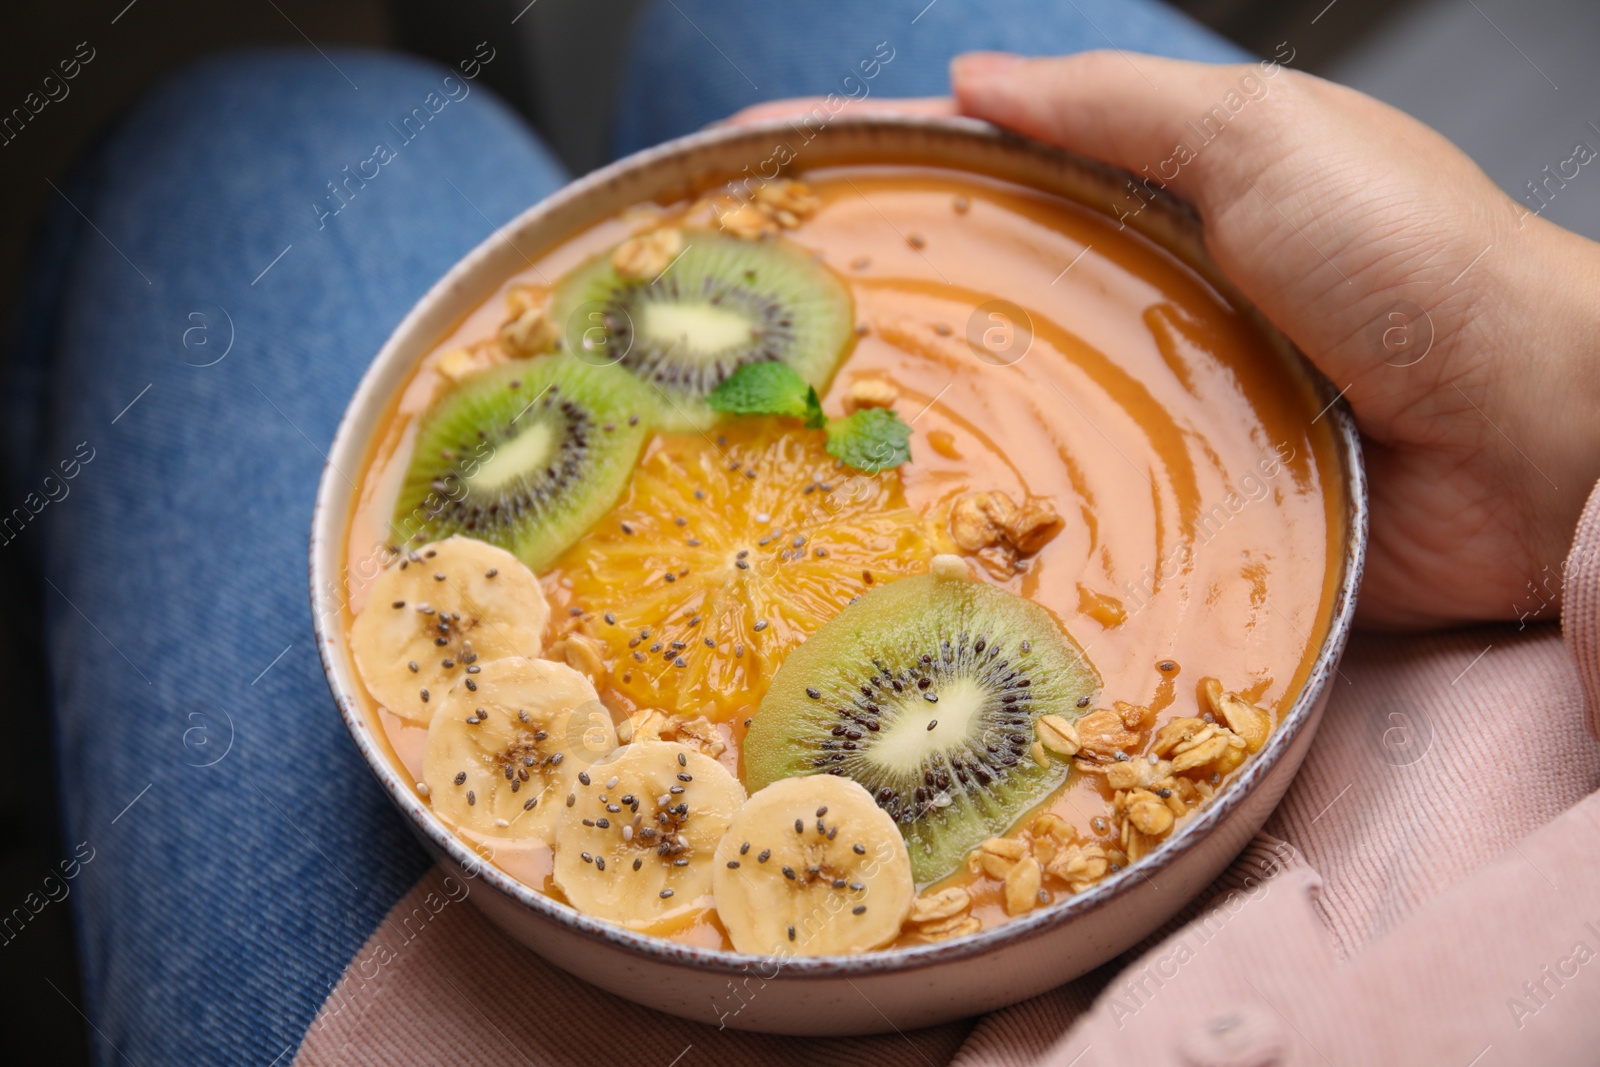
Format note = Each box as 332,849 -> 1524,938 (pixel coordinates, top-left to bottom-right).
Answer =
310,114 -> 1367,1035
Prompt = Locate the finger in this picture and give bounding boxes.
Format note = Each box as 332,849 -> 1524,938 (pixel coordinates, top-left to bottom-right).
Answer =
726,96 -> 955,128
950,50 -> 1293,213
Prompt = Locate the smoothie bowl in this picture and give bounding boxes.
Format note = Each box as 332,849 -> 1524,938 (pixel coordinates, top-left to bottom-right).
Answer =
310,114 -> 1365,1034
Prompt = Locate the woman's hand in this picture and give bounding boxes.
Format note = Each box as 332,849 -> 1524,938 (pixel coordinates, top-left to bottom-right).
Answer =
734,52 -> 1600,628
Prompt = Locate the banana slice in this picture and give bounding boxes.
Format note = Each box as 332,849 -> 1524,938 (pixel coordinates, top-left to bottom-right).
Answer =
553,741 -> 745,926
422,658 -> 614,844
711,775 -> 915,955
350,536 -> 549,725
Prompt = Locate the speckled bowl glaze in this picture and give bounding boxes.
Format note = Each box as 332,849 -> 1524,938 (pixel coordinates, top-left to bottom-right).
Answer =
310,114 -> 1367,1035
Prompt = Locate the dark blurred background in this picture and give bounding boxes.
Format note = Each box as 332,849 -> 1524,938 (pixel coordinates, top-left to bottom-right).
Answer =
3,0 -> 1597,1060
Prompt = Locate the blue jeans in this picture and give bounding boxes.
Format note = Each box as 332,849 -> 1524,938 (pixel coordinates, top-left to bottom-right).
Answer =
4,4 -> 1239,1062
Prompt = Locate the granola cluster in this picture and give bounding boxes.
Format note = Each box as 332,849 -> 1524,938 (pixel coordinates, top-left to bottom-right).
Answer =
432,281 -> 561,383
498,282 -> 559,357
907,885 -> 979,942
947,490 -> 1065,577
712,179 -> 822,239
611,227 -> 683,281
545,630 -> 607,687
616,707 -> 728,760
841,378 -> 899,415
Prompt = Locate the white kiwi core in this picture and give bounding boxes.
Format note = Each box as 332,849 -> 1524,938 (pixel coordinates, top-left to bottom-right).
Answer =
869,677 -> 990,777
469,420 -> 556,491
638,301 -> 756,362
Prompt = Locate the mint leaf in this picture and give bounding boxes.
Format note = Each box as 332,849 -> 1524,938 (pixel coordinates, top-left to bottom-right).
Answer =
800,387 -> 825,430
710,363 -> 910,472
824,408 -> 913,473
708,362 -> 812,419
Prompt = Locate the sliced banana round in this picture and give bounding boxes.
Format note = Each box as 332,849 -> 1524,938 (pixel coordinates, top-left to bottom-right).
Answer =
553,741 -> 745,926
422,658 -> 614,844
712,775 -> 915,956
350,536 -> 549,725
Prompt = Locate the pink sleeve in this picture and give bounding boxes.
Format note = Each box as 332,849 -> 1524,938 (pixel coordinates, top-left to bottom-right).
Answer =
1563,478 -> 1600,739
1048,796 -> 1600,1066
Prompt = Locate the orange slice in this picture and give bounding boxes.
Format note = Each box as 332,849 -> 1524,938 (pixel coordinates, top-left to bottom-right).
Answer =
544,419 -> 948,722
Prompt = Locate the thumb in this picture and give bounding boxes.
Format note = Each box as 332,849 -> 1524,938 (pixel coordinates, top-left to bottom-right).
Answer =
950,50 -> 1298,219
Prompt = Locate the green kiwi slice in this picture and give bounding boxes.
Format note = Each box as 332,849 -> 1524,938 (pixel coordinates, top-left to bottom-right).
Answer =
391,357 -> 651,571
744,570 -> 1100,885
552,230 -> 853,431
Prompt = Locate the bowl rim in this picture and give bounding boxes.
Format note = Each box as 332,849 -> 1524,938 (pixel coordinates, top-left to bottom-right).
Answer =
310,112 -> 1368,979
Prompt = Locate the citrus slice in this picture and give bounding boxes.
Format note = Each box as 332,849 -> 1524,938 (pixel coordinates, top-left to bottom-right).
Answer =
545,419 -> 948,722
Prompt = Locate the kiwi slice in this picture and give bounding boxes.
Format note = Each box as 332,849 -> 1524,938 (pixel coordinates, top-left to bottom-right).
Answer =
391,357 -> 651,571
552,230 -> 853,431
744,570 -> 1100,885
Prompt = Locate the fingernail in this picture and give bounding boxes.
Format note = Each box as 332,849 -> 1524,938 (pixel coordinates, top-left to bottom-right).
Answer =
952,52 -> 1023,84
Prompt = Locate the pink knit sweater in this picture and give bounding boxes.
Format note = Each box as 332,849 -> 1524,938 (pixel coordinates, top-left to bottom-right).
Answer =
295,481 -> 1600,1066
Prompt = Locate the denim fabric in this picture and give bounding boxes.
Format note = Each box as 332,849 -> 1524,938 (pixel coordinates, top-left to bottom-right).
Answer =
7,5 -> 1244,1063
611,0 -> 1246,157
4,50 -> 567,1065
